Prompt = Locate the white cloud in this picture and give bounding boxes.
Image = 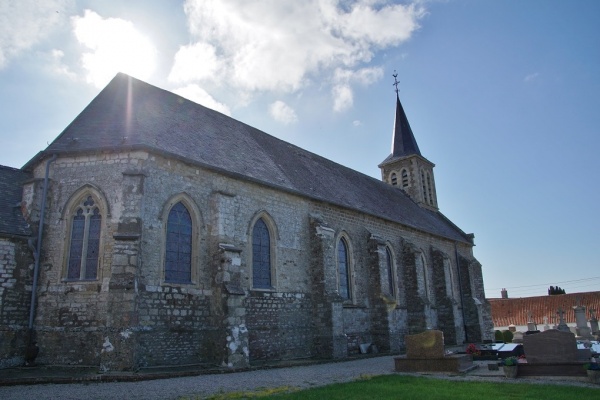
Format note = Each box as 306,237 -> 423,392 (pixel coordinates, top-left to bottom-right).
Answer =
353,120 -> 362,127
47,49 -> 77,80
72,10 -> 157,87
332,84 -> 353,112
331,66 -> 383,111
269,100 -> 298,125
173,0 -> 424,110
0,0 -> 71,68
524,72 -> 539,83
173,84 -> 231,116
168,42 -> 222,83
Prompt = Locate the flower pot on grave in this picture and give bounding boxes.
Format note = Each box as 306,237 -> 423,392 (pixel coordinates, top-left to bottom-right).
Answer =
503,365 -> 518,379
587,370 -> 600,384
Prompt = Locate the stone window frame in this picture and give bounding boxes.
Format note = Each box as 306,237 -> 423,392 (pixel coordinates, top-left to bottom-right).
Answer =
248,211 -> 278,292
390,172 -> 398,186
400,168 -> 410,189
426,171 -> 434,205
416,250 -> 432,304
384,243 -> 397,299
61,185 -> 109,282
420,169 -> 429,205
443,256 -> 456,300
336,232 -> 354,303
159,193 -> 203,286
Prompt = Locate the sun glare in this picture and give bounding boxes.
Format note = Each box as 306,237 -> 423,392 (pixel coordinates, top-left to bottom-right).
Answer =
74,10 -> 157,87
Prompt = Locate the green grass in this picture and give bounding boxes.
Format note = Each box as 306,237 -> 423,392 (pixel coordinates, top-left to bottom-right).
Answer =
198,375 -> 599,400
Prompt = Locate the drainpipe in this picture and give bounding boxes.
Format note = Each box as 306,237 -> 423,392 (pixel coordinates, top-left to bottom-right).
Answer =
454,241 -> 468,343
28,154 -> 57,333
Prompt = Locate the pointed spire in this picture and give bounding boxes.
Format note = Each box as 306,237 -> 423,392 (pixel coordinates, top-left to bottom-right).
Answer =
391,72 -> 421,157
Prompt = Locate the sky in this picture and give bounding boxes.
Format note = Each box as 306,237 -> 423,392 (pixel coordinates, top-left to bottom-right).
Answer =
1,0 -> 599,299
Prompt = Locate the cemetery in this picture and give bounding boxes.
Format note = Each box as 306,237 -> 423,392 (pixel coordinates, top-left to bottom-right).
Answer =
394,304 -> 600,384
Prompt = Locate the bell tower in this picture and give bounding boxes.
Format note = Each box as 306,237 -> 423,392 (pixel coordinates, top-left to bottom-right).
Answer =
378,73 -> 438,211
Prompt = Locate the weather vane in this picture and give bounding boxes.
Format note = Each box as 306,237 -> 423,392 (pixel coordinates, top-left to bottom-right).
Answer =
392,70 -> 400,95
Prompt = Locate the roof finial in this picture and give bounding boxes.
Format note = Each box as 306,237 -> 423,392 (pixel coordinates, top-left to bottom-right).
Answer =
392,70 -> 399,96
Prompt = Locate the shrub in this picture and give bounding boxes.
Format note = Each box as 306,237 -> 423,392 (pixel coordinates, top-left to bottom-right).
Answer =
495,330 -> 504,342
502,330 -> 513,343
501,356 -> 518,366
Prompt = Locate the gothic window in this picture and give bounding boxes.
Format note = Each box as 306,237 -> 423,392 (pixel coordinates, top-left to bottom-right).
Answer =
338,237 -> 351,300
67,195 -> 102,280
252,218 -> 272,289
401,169 -> 409,188
165,202 -> 193,283
385,246 -> 395,297
390,172 -> 398,186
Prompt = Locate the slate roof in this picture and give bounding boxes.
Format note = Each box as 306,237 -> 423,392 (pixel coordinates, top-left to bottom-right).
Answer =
489,291 -> 600,327
379,94 -> 422,166
25,73 -> 472,244
0,165 -> 32,238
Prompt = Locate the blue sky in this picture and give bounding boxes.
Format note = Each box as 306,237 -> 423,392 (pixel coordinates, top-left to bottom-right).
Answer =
1,0 -> 598,298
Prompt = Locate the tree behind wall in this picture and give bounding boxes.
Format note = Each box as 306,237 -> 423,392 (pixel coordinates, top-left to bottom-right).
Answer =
548,286 -> 566,295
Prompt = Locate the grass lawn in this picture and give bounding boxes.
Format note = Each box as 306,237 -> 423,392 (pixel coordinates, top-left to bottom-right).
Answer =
204,375 -> 599,400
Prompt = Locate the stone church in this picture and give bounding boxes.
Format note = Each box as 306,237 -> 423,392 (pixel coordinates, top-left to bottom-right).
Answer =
0,73 -> 492,370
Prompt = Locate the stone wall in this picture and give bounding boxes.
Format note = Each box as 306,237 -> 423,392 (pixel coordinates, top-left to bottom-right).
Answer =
0,237 -> 34,368
14,150 -> 489,369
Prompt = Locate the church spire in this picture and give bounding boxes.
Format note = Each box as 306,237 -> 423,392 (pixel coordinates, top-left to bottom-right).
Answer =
379,72 -> 438,211
391,72 -> 421,157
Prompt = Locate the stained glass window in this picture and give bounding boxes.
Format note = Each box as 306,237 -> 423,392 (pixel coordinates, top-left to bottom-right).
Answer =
252,218 -> 271,289
67,196 -> 101,280
386,247 -> 395,296
338,238 -> 350,300
165,202 -> 192,283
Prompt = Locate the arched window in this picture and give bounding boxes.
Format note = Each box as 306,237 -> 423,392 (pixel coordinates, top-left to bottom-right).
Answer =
67,195 -> 102,280
385,246 -> 395,296
401,169 -> 409,188
252,218 -> 272,289
390,172 -> 398,186
338,238 -> 351,300
165,202 -> 193,283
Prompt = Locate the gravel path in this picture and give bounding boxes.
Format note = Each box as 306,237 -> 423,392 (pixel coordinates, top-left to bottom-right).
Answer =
1,357 -> 597,399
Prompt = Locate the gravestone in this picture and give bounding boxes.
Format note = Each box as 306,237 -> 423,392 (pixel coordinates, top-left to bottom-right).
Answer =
405,330 -> 445,359
573,306 -> 593,339
512,332 -> 524,343
523,329 -> 578,363
394,330 -> 474,373
556,308 -> 570,332
590,309 -> 599,335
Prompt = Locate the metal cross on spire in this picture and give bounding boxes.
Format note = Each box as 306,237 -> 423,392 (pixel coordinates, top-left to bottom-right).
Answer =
392,70 -> 400,96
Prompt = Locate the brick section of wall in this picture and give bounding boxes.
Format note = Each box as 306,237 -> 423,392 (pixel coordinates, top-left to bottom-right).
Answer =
246,291 -> 312,361
0,238 -> 34,368
135,285 -> 214,367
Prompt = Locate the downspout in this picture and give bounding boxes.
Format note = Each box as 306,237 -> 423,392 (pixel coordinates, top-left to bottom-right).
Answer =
28,154 -> 57,332
454,241 -> 468,343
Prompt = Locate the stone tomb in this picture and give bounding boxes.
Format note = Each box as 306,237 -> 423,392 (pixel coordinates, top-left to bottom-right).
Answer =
519,329 -> 587,377
394,330 -> 475,373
